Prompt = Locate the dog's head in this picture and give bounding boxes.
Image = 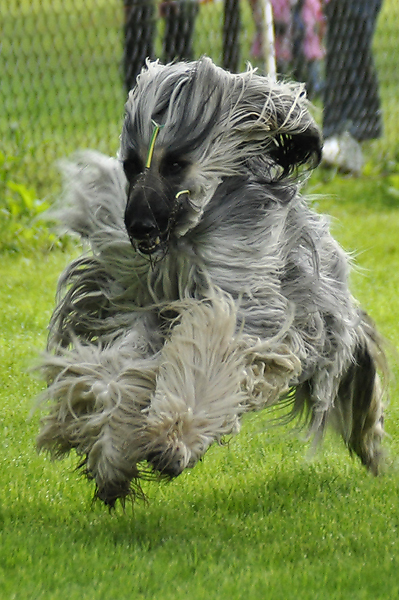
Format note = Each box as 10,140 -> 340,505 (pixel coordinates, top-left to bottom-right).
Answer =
120,57 -> 322,257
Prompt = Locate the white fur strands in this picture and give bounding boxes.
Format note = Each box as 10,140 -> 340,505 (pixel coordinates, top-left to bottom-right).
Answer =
142,297 -> 247,476
38,334 -> 158,504
37,57 -> 388,508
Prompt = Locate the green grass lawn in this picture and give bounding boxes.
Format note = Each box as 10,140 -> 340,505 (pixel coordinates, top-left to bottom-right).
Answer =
1,174 -> 399,599
2,0 -> 399,597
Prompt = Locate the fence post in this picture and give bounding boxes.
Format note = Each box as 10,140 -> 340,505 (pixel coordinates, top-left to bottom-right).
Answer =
223,0 -> 241,72
261,0 -> 276,79
123,1 -> 155,91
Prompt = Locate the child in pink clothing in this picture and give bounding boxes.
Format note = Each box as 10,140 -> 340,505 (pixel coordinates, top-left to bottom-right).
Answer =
250,0 -> 325,96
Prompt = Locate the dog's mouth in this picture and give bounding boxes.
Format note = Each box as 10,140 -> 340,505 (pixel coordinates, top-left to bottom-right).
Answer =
127,224 -> 170,257
133,234 -> 164,256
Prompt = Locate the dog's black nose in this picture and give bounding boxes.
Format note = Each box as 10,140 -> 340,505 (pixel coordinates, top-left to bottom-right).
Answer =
125,199 -> 166,254
126,217 -> 159,241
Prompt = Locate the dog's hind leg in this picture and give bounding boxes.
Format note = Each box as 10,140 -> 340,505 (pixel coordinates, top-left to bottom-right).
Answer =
291,313 -> 387,474
321,311 -> 388,474
332,339 -> 386,475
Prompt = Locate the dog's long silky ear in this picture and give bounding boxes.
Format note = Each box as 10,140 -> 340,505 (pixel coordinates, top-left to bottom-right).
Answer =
232,74 -> 323,178
267,112 -> 322,177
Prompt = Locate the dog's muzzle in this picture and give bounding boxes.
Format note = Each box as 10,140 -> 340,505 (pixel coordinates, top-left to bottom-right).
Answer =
124,171 -> 184,256
124,171 -> 191,256
124,180 -> 167,256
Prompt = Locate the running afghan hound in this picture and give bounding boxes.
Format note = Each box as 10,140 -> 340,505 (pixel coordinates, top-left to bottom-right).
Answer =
37,57 -> 388,507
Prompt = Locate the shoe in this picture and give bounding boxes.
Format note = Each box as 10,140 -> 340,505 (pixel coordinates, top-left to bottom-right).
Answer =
322,132 -> 363,175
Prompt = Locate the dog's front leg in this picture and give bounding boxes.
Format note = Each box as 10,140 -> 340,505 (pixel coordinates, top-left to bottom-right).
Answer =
142,297 -> 247,477
37,330 -> 159,507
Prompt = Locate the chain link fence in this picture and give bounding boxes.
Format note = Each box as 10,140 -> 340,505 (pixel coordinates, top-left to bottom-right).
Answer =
1,0 -> 398,197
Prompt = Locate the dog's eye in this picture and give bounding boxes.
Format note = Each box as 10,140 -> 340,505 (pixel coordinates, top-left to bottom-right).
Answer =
160,156 -> 188,178
123,154 -> 144,181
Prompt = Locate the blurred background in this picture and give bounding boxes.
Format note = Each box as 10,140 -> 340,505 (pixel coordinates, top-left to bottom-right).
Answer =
1,0 -> 398,199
